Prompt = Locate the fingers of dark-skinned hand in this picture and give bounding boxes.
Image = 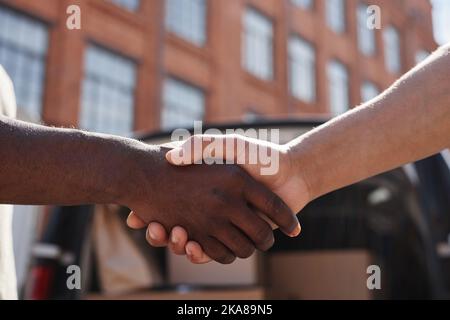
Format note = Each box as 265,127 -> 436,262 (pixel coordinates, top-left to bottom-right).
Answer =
229,206 -> 274,251
168,226 -> 189,255
213,222 -> 256,259
185,241 -> 212,264
145,223 -> 169,247
243,177 -> 300,237
200,236 -> 236,264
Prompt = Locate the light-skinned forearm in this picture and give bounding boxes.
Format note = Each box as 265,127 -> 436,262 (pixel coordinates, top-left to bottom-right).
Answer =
288,44 -> 450,202
0,117 -> 153,206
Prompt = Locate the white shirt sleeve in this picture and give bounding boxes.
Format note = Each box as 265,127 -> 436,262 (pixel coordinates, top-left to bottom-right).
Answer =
0,65 -> 17,118
0,64 -> 18,300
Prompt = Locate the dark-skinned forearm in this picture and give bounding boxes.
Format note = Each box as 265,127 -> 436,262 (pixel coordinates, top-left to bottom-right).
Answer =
0,117 -> 155,206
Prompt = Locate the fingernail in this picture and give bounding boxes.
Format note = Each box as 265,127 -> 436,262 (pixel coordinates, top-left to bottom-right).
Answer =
170,148 -> 183,157
148,229 -> 156,240
186,246 -> 193,258
171,233 -> 179,244
290,223 -> 301,237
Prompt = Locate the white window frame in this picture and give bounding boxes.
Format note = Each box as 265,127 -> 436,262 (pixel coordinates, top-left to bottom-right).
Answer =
161,78 -> 205,130
326,0 -> 346,34
165,0 -> 207,46
291,0 -> 314,10
109,0 -> 140,11
80,45 -> 137,136
242,8 -> 274,80
0,6 -> 48,120
327,60 -> 349,116
289,35 -> 316,103
357,3 -> 376,56
383,25 -> 402,74
361,81 -> 379,103
415,49 -> 429,65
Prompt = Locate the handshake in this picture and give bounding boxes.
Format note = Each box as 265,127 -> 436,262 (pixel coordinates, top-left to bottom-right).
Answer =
122,134 -> 310,265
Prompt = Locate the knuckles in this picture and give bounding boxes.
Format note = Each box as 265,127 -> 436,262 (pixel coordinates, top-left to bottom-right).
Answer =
215,251 -> 236,264
253,225 -> 275,251
236,245 -> 255,259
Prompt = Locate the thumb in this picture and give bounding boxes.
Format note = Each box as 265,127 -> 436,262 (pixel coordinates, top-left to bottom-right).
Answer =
165,136 -> 205,166
165,147 -> 189,165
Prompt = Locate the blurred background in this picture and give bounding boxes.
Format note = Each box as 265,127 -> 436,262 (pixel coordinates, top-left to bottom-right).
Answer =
1,0 -> 450,300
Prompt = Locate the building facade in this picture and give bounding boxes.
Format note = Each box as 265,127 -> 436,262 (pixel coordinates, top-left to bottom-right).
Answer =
0,0 -> 437,135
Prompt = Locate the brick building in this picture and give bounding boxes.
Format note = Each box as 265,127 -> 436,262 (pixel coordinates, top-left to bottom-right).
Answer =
0,0 -> 437,136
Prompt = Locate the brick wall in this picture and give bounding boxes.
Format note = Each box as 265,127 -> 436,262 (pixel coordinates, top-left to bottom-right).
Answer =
0,0 -> 437,132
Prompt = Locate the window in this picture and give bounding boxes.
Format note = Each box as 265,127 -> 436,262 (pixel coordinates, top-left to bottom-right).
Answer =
291,0 -> 314,10
326,0 -> 346,33
361,81 -> 379,103
357,3 -> 376,56
162,78 -> 204,130
0,6 -> 48,119
243,8 -> 274,80
109,0 -> 140,11
166,0 -> 207,46
383,26 -> 401,73
289,36 -> 316,103
415,50 -> 429,65
80,45 -> 136,135
432,0 -> 450,45
327,60 -> 349,116
243,109 -> 264,123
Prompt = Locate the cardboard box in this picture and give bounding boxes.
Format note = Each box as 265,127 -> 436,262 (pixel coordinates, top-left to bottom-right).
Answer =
266,250 -> 374,300
168,251 -> 261,286
86,287 -> 265,300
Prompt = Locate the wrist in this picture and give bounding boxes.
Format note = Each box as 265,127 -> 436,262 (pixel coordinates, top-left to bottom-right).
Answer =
284,140 -> 315,204
108,137 -> 156,207
115,141 -> 167,210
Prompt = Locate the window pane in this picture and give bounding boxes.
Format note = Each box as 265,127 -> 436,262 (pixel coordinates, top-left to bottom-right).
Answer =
166,0 -> 207,46
357,3 -> 376,56
0,6 -> 48,120
289,36 -> 316,103
415,50 -> 429,65
162,78 -> 205,130
109,0 -> 140,11
243,8 -> 273,80
326,0 -> 346,33
383,26 -> 401,73
291,0 -> 313,10
361,81 -> 379,103
80,45 -> 136,136
327,60 -> 349,116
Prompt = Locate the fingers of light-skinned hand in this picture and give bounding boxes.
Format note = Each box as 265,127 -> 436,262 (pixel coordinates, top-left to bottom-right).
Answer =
166,135 -> 240,166
185,241 -> 212,264
200,236 -> 236,264
145,223 -> 169,247
161,140 -> 184,149
230,207 -> 274,251
168,226 -> 189,255
126,211 -> 147,229
215,223 -> 256,259
243,178 -> 300,237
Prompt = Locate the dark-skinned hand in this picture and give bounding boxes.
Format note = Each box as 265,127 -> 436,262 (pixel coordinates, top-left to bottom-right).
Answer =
126,147 -> 299,264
